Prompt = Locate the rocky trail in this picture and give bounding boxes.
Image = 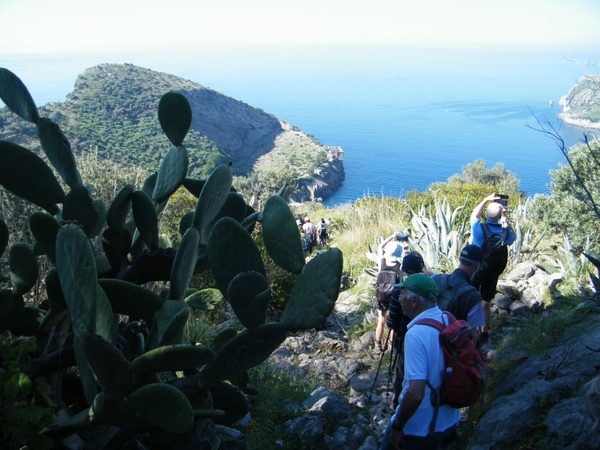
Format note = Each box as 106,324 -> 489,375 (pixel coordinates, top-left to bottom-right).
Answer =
251,262 -> 600,449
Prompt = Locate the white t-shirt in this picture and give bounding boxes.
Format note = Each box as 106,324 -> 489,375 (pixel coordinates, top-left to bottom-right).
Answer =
392,306 -> 461,436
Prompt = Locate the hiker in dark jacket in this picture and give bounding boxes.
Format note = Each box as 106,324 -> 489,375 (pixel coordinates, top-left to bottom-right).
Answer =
432,245 -> 485,342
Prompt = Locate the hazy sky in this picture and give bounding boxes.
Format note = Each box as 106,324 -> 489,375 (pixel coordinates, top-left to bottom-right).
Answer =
1,0 -> 599,53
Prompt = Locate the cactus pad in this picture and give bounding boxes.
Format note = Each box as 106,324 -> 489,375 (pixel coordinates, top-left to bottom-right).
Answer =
0,68 -> 39,123
197,322 -> 287,387
227,271 -> 271,331
9,243 -> 38,296
157,92 -> 192,147
279,248 -> 343,331
152,145 -> 189,203
131,190 -> 159,251
207,217 -> 266,296
0,141 -> 65,214
131,344 -> 215,373
262,195 -> 305,274
36,118 -> 82,188
127,383 -> 194,434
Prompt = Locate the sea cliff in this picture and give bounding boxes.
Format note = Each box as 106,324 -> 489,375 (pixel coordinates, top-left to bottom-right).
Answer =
557,74 -> 600,129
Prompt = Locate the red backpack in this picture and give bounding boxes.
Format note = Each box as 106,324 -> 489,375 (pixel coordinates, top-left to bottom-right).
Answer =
417,312 -> 486,409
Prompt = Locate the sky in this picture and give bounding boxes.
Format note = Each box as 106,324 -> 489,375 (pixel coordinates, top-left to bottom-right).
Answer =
0,0 -> 599,53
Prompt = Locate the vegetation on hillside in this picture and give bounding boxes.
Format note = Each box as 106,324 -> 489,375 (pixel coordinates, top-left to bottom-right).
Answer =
559,74 -> 600,123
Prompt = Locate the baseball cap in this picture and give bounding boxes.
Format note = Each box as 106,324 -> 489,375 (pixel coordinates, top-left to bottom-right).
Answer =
394,273 -> 438,300
460,245 -> 484,263
401,253 -> 424,274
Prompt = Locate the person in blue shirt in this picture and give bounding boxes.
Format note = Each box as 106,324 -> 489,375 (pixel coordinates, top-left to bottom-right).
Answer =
470,193 -> 516,339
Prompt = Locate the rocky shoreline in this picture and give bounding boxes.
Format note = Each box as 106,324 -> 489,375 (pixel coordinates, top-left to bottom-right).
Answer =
557,112 -> 600,130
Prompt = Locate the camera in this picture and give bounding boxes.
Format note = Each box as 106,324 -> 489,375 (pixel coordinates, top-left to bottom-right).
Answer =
395,234 -> 409,242
495,194 -> 508,207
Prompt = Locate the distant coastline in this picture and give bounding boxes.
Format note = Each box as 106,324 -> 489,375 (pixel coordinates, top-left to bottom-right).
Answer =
557,113 -> 600,130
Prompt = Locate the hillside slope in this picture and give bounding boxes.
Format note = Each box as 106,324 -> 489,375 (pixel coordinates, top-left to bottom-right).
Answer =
558,74 -> 600,129
0,63 -> 344,199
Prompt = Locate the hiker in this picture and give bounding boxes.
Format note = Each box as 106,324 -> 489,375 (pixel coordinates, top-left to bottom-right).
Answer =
374,234 -> 403,353
381,274 -> 460,450
302,217 -> 317,254
432,244 -> 485,342
386,252 -> 429,409
470,194 -> 516,340
317,218 -> 328,246
401,251 -> 437,278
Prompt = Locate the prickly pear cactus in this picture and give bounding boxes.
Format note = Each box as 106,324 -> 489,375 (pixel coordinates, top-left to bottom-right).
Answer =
0,67 -> 344,449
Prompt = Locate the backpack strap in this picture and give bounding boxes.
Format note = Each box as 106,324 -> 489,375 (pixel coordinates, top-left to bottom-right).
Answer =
416,312 -> 456,436
483,223 -> 509,246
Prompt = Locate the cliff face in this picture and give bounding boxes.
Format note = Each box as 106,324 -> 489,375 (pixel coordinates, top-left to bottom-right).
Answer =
558,74 -> 600,129
179,87 -> 283,175
294,148 -> 345,202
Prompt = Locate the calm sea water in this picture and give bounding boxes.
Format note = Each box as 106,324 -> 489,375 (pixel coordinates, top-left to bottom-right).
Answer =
1,46 -> 598,205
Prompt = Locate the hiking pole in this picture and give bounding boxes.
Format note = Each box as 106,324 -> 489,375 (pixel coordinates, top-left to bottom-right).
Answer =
386,338 -> 395,393
368,329 -> 391,402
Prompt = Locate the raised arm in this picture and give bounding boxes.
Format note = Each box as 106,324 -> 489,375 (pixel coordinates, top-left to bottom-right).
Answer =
377,233 -> 400,259
470,193 -> 500,222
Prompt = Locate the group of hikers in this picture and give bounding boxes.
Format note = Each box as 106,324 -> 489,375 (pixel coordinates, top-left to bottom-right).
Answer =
298,217 -> 329,255
374,193 -> 516,450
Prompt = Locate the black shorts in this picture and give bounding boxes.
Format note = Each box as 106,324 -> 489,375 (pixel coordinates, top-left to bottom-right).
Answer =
376,300 -> 390,312
472,268 -> 501,302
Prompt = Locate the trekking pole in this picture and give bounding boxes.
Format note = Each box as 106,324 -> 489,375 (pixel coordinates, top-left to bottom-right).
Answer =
387,339 -> 396,393
368,329 -> 391,402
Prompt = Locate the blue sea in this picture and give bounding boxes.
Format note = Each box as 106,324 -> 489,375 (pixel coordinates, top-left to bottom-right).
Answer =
1,45 -> 599,205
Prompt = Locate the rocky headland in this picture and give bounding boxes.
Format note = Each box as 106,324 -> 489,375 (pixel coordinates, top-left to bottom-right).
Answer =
557,74 -> 600,130
0,63 -> 345,202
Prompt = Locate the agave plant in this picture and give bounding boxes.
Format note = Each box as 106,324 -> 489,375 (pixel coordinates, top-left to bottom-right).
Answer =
405,198 -> 469,270
0,68 -> 343,449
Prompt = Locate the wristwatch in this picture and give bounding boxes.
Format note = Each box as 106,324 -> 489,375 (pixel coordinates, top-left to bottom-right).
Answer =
392,422 -> 403,432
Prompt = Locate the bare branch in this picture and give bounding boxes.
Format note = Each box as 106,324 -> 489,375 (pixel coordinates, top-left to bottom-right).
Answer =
527,108 -> 600,220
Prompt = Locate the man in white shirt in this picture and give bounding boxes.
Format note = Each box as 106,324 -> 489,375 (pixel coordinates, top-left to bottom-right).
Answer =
380,274 -> 459,450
